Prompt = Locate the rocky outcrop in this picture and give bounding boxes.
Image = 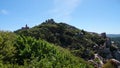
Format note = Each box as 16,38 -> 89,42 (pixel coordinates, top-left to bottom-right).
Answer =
98,33 -> 120,61
93,33 -> 120,67
113,50 -> 120,61
88,54 -> 103,68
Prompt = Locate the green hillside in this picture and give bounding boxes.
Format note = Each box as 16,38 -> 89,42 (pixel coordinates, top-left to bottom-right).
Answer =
0,31 -> 93,68
1,19 -> 120,68
15,19 -> 105,60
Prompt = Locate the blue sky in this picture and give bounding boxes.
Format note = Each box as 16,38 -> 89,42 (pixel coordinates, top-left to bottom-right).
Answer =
0,0 -> 120,34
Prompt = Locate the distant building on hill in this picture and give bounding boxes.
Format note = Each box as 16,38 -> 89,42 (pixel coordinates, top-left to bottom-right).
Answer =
21,24 -> 29,29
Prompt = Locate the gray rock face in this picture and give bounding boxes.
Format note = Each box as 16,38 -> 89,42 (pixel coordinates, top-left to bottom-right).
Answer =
99,34 -> 120,61
103,48 -> 112,59
113,51 -> 120,61
100,48 -> 113,59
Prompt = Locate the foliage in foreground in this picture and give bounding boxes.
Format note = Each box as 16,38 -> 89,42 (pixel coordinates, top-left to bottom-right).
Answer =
0,31 -> 93,68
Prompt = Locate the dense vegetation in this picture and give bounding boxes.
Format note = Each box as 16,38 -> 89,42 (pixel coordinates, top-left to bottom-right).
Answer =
15,19 -> 105,60
0,31 -> 93,68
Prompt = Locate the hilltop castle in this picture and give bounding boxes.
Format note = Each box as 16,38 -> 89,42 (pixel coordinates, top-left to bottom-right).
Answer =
21,24 -> 29,29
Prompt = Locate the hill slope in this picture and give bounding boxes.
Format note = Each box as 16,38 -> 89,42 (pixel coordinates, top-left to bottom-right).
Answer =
14,19 -> 120,68
0,31 -> 93,68
15,19 -> 106,60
